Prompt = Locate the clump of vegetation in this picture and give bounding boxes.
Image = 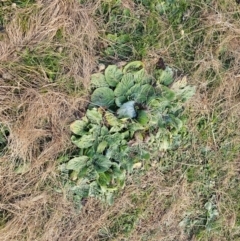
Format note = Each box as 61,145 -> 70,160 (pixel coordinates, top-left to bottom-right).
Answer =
58,61 -> 195,205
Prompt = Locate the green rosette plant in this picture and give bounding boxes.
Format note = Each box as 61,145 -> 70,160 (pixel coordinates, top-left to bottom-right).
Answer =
58,61 -> 195,206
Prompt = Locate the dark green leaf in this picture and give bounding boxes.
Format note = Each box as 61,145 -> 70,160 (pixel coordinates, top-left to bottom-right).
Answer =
137,110 -> 149,126
115,96 -> 128,107
93,155 -> 112,173
114,73 -> 135,97
133,69 -> 152,84
91,87 -> 115,108
98,172 -> 111,187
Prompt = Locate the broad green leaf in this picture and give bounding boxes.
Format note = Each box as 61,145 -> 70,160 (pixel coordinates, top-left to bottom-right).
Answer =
91,73 -> 108,88
86,108 -> 102,125
97,141 -> 108,153
91,87 -> 115,108
137,110 -> 149,126
114,73 -> 135,97
70,120 -> 88,135
105,65 -> 123,87
148,98 -> 170,111
115,96 -> 128,107
105,133 -> 124,145
101,126 -> 109,136
98,172 -> 111,187
127,84 -> 155,103
71,135 -> 94,148
93,155 -> 112,173
126,83 -> 142,100
105,111 -> 120,126
158,66 -> 174,86
123,61 -> 144,73
135,84 -> 155,103
117,101 -> 136,118
121,130 -> 130,139
66,156 -> 89,172
88,124 -> 101,136
133,69 -> 152,84
161,85 -> 176,101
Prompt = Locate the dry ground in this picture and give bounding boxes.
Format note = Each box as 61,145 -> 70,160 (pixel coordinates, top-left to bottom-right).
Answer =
0,0 -> 240,240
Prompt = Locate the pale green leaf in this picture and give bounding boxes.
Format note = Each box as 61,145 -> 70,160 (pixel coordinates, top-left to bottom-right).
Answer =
161,85 -> 176,101
175,86 -> 196,102
158,66 -> 174,86
66,156 -> 89,172
91,73 -> 108,88
97,141 -> 108,153
105,112 -> 120,126
70,120 -> 88,135
71,135 -> 94,148
105,65 -> 123,87
123,61 -> 144,73
117,101 -> 136,118
70,170 -> 78,181
86,108 -> 102,125
109,125 -> 124,133
159,137 -> 170,151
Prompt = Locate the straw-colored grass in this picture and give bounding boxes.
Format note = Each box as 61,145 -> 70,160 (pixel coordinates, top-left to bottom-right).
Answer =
1,0 -> 240,240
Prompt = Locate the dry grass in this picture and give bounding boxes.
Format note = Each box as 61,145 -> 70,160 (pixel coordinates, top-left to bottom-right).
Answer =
1,0 -> 240,240
0,0 -> 99,240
